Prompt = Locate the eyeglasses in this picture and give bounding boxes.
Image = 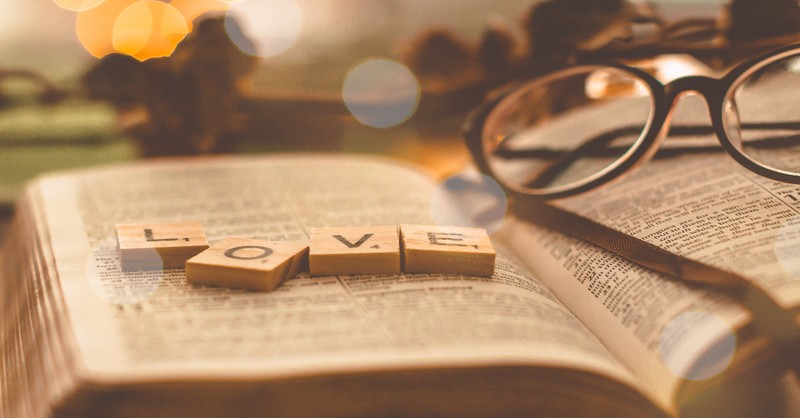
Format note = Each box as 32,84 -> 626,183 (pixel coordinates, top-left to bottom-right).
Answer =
462,43 -> 800,200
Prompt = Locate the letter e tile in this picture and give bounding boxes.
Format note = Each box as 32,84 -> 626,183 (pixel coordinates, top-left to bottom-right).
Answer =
400,224 -> 495,277
309,226 -> 401,276
116,222 -> 209,271
186,237 -> 309,292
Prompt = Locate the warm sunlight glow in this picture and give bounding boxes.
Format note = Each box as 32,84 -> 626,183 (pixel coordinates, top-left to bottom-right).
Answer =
53,0 -> 106,12
76,0 -> 138,58
112,1 -> 154,57
585,70 -> 648,100
224,0 -> 303,57
112,1 -> 189,61
789,56 -> 800,73
654,55 -> 709,83
170,0 -> 229,31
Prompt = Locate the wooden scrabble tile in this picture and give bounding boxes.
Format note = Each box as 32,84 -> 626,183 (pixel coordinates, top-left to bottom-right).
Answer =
309,226 -> 401,276
186,237 -> 309,292
400,224 -> 496,277
116,222 -> 209,271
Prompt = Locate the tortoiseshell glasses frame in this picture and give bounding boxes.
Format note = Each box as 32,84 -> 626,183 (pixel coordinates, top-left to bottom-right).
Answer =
463,42 -> 800,200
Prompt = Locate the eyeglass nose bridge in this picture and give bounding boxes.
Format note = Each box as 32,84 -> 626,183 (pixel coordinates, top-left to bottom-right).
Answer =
663,75 -> 723,104
619,75 -> 728,188
647,75 -> 729,149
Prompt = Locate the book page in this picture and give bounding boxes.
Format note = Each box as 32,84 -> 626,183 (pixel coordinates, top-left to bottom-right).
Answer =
554,95 -> 800,310
492,93 -> 791,409
496,219 -> 754,411
34,155 -> 637,395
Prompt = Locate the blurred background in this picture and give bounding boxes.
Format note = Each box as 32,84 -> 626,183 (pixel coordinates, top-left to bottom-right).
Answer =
3,1 -> 723,85
0,0 -> 740,205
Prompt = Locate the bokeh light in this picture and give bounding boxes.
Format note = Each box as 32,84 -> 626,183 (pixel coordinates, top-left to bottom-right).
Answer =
224,0 -> 303,57
112,1 -> 189,61
75,0 -> 208,60
790,56 -> 800,73
585,69 -> 649,99
774,217 -> 800,279
170,0 -> 229,31
430,171 -> 507,233
112,1 -> 157,58
76,0 -> 138,58
342,58 -> 421,129
658,311 -> 736,381
53,0 -> 106,12
86,238 -> 165,305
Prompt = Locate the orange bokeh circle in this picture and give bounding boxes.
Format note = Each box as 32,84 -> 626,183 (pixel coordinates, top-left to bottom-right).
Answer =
112,1 -> 189,61
76,0 -> 138,58
53,0 -> 106,12
76,0 -> 228,60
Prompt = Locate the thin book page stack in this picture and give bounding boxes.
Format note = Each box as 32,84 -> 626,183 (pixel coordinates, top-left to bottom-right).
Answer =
116,222 -> 497,292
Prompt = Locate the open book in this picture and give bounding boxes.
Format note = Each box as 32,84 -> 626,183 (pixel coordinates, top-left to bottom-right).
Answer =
0,154 -> 790,418
495,84 -> 800,352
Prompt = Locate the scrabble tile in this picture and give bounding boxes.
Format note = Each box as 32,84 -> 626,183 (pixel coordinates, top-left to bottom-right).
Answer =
309,226 -> 401,276
116,222 -> 209,271
186,237 -> 309,292
400,225 -> 496,277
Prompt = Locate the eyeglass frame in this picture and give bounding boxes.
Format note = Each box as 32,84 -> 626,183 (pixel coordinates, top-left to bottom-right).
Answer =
462,42 -> 800,201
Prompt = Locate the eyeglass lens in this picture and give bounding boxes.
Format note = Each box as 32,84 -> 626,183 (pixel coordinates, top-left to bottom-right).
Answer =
482,67 -> 653,193
723,52 -> 800,174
